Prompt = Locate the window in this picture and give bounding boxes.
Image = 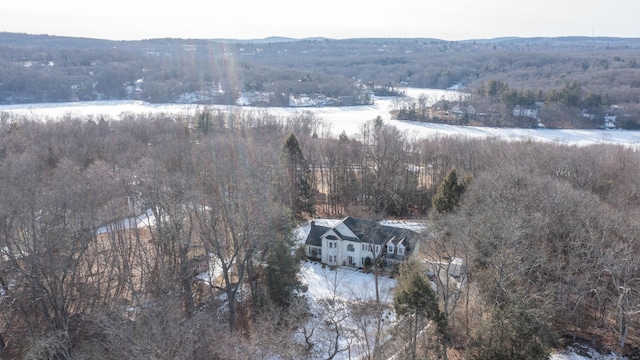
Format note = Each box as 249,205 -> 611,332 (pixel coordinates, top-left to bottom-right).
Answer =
326,235 -> 339,240
375,245 -> 380,255
398,247 -> 404,255
362,244 -> 367,251
317,249 -> 322,256
329,242 -> 333,248
347,244 -> 354,252
387,244 -> 395,254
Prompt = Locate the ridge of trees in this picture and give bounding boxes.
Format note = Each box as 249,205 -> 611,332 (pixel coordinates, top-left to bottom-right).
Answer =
3,33 -> 640,122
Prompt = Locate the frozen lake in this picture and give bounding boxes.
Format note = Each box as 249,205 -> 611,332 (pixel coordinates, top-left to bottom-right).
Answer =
2,88 -> 639,148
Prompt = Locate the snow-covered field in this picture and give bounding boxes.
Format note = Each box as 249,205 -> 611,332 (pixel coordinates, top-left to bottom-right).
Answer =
2,88 -> 639,147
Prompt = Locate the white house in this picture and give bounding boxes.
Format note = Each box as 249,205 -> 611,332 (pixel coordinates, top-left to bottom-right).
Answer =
513,106 -> 538,119
604,114 -> 617,129
305,217 -> 418,268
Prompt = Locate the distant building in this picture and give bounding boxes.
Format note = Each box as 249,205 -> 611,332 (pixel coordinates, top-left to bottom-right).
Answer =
513,106 -> 538,119
603,114 -> 617,129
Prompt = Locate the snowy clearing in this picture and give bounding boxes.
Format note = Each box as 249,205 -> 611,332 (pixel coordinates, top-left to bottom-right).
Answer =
297,261 -> 397,360
299,260 -> 396,304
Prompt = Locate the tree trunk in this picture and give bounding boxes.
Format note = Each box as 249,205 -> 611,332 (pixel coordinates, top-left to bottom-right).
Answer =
618,309 -> 629,350
179,244 -> 194,317
411,315 -> 419,360
227,286 -> 237,332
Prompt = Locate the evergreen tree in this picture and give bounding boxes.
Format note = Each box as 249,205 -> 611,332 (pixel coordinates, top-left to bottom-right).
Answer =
280,132 -> 315,218
431,167 -> 471,216
265,237 -> 302,308
468,291 -> 555,360
196,109 -> 213,135
394,258 -> 448,360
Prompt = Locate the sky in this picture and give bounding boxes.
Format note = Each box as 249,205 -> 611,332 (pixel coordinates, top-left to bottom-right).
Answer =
1,0 -> 639,41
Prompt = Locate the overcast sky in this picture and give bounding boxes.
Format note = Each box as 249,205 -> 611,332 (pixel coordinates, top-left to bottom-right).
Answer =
1,1 -> 639,41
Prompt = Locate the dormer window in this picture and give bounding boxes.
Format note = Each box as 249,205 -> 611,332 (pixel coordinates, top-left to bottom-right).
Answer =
396,239 -> 406,256
387,244 -> 395,254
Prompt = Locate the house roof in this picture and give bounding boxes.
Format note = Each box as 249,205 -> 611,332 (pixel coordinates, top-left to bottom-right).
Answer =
342,216 -> 395,245
305,217 -> 418,251
305,222 -> 331,247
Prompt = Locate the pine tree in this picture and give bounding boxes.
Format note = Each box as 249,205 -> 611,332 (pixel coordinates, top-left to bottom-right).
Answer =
265,237 -> 301,308
431,167 -> 471,216
280,132 -> 315,218
196,108 -> 213,135
394,258 -> 448,360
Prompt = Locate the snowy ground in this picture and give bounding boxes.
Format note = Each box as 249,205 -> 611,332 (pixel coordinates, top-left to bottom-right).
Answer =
550,347 -> 624,360
2,88 -> 640,147
300,260 -> 396,307
94,208 -> 156,234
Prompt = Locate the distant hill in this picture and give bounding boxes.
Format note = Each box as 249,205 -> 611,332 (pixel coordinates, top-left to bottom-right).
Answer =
3,31 -> 639,49
467,36 -> 640,49
1,31 -> 640,129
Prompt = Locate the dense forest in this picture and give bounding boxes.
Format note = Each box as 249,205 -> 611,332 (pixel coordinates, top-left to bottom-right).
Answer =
2,33 -> 640,128
2,32 -> 640,359
0,107 -> 639,359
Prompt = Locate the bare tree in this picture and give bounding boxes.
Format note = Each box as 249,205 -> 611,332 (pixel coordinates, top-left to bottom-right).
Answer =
0,156 -> 111,358
193,135 -> 288,331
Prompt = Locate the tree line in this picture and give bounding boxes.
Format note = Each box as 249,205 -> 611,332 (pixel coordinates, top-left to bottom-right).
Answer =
0,109 -> 639,358
0,34 -> 363,106
392,79 -> 640,129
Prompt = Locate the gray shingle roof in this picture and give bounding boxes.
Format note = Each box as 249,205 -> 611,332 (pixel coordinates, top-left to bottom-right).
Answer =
304,217 -> 418,252
305,223 -> 330,247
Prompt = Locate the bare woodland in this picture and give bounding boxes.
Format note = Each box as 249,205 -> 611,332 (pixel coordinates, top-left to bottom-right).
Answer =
0,108 -> 639,359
